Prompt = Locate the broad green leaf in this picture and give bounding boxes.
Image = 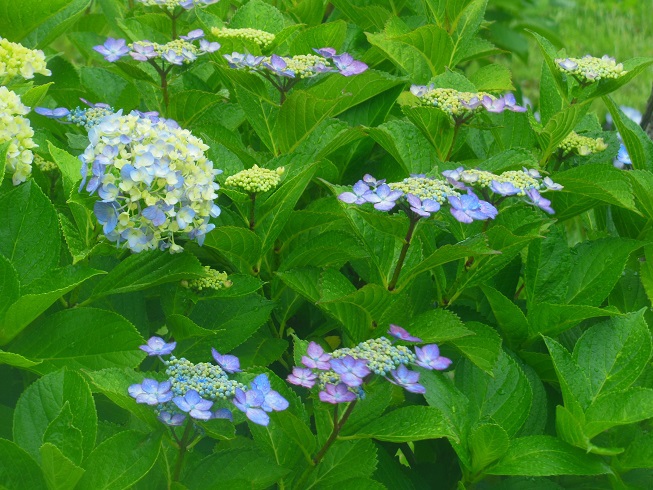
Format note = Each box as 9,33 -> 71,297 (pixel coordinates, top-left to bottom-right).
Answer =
555,405 -> 596,454
565,238 -> 641,306
535,104 -> 587,163
617,431 -> 653,470
0,439 -> 47,490
0,264 -> 104,345
13,369 -> 97,461
288,20 -> 347,55
0,254 -> 19,317
340,382 -> 393,436
584,387 -> 653,438
486,436 -> 610,476
231,332 -> 288,367
76,430 -> 161,490
589,57 -> 653,101
42,402 -> 83,465
234,85 -> 279,154
450,0 -> 488,64
279,230 -> 367,271
573,310 -> 652,400
468,63 -> 513,92
0,0 -> 91,48
80,67 -> 138,110
528,30 -> 568,102
0,141 -> 8,186
480,285 -> 529,347
9,308 -> 145,374
348,406 -> 457,443
0,181 -> 60,285
456,350 -> 532,437
168,90 -> 228,127
528,303 -> 620,339
202,226 -> 262,274
604,96 -> 653,171
469,423 -> 510,474
407,309 -> 474,343
40,443 -> 85,490
367,25 -> 454,83
330,0 -> 390,31
402,105 -> 455,161
197,419 -> 235,441
20,82 -> 52,107
230,0 -> 285,33
543,337 -> 592,416
91,250 -> 205,298
85,368 -> 159,428
524,227 -> 571,309
306,440 -> 377,489
48,143 -> 82,198
628,170 -> 653,219
0,349 -> 40,368
449,321 -> 501,374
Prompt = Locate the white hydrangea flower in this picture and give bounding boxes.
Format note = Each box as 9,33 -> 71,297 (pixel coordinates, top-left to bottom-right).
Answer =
0,37 -> 51,81
0,87 -> 36,185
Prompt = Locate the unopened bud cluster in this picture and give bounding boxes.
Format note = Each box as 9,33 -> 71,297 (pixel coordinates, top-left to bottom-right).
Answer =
211,27 -> 275,47
225,165 -> 284,193
556,55 -> 626,83
185,266 -> 232,291
332,337 -> 416,377
33,154 -> 57,172
0,86 -> 36,185
166,356 -> 244,399
389,175 -> 460,203
0,37 -> 51,80
411,86 -> 490,117
559,131 -> 608,156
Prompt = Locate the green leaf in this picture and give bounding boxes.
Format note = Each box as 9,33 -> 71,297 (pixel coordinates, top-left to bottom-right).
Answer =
0,141 -> 8,186
0,439 -> 47,490
230,0 -> 285,34
80,67 -> 138,109
42,402 -> 83,465
330,0 -> 390,31
617,431 -> 653,470
535,104 -> 587,163
0,264 -> 104,345
168,90 -> 228,127
91,251 -> 205,298
604,96 -> 653,171
402,105 -> 455,161
0,254 -> 19,318
565,238 -> 641,306
349,406 -> 457,443
573,310 -> 652,400
528,303 -> 620,339
48,143 -> 82,198
9,308 -> 145,375
469,423 -> 510,474
527,30 -> 568,102
76,430 -> 161,490
197,418 -> 235,441
20,82 -> 53,107
480,285 -> 529,347
456,350 -> 532,437
234,84 -> 279,154
588,57 -> 653,101
39,443 -> 85,490
0,349 -> 41,368
202,226 -> 262,274
469,63 -> 514,92
307,440 -> 377,489
524,227 -> 571,309
0,0 -> 92,48
84,368 -> 159,429
449,321 -> 501,374
407,309 -> 474,343
340,382 -> 393,436
584,387 -> 653,438
279,230 -> 367,272
0,181 -> 60,285
543,337 -> 592,416
13,369 -> 97,461
367,25 -> 454,83
486,436 -> 610,476
289,20 -> 347,55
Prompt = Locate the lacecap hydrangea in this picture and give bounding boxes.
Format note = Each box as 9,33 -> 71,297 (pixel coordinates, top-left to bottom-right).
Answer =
0,37 -> 51,80
35,98 -> 116,130
79,111 -> 222,253
558,131 -> 608,156
556,55 -> 626,84
0,86 -> 37,185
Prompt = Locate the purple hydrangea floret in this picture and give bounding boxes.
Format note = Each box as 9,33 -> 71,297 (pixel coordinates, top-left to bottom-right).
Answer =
173,389 -> 214,420
211,348 -> 241,373
158,411 -> 186,426
319,383 -> 357,404
330,355 -> 371,387
525,188 -> 555,214
332,53 -> 368,76
407,194 -> 441,217
287,367 -> 317,388
364,184 -> 403,211
93,38 -> 130,62
302,341 -> 332,370
448,193 -> 498,223
140,336 -> 177,356
388,324 -> 422,342
415,344 -> 453,370
388,364 -> 425,394
129,378 -> 173,405
338,180 -> 370,205
233,388 -> 269,426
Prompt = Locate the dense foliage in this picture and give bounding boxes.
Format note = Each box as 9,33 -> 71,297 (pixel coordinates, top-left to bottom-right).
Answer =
1,0 -> 653,488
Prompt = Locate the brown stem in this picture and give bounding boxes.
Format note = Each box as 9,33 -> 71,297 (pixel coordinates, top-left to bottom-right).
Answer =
172,420 -> 194,481
249,193 -> 256,230
387,216 -> 419,291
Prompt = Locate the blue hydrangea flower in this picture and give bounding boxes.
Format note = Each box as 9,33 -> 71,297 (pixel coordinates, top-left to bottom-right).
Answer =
93,38 -> 130,62
525,188 -> 555,214
140,336 -> 177,356
330,355 -> 371,387
614,143 -> 632,169
415,344 -> 452,371
332,53 -> 368,76
212,408 -> 233,422
388,365 -> 425,394
211,348 -> 241,373
490,180 -> 520,196
407,194 -> 441,217
503,93 -> 527,113
129,379 -> 173,405
158,411 -> 186,426
364,184 -> 403,211
34,107 -> 70,118
481,95 -> 506,113
287,367 -> 317,388
448,193 -> 498,223
250,374 -> 289,412
388,325 -> 422,343
173,389 -> 214,420
301,342 -> 331,370
233,388 -> 269,426
338,180 -> 370,205
319,383 -> 357,404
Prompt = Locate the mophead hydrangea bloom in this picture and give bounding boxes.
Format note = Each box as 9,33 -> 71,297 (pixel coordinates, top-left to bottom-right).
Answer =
556,55 -> 626,83
559,130 -> 608,156
79,111 -> 222,253
0,87 -> 37,185
225,165 -> 284,193
0,37 -> 51,80
410,85 -> 526,120
211,27 -> 275,47
287,327 -> 451,403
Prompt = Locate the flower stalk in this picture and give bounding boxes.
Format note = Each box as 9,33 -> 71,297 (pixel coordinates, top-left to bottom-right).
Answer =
388,214 -> 419,291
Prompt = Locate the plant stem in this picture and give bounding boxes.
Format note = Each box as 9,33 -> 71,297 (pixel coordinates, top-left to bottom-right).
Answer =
249,192 -> 257,230
160,69 -> 169,113
387,216 -> 419,291
172,420 -> 194,481
445,123 -> 462,161
295,401 -> 358,488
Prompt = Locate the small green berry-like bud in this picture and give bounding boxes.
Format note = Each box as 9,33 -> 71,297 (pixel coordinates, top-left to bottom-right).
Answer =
225,165 -> 284,193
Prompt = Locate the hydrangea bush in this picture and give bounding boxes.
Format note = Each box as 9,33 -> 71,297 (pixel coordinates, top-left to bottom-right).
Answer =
1,0 -> 653,489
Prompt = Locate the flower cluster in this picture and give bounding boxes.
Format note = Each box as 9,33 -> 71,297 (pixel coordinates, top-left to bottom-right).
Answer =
35,99 -> 115,130
210,27 -> 275,48
34,154 -> 57,172
225,165 -> 284,193
556,55 -> 626,84
410,85 -> 526,119
224,48 -> 367,78
0,86 -> 36,185
94,31 -> 220,65
443,167 -> 563,215
129,337 -> 288,426
79,111 -> 221,253
0,37 -> 51,81
183,266 -> 233,291
558,131 -> 608,156
339,174 -> 498,223
287,326 -> 451,402
136,0 -> 218,11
